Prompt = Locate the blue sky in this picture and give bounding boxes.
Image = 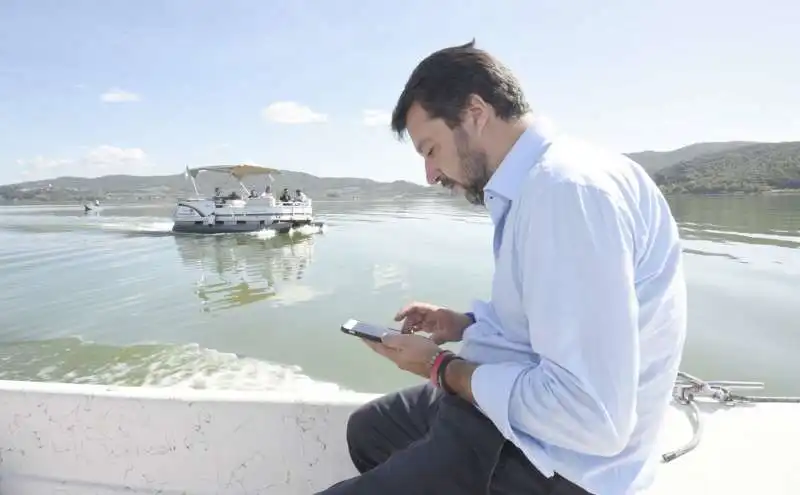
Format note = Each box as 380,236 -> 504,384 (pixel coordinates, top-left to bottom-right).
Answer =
1,0 -> 798,185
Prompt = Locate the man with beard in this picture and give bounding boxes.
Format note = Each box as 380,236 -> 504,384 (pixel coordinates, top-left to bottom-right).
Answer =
319,40 -> 686,495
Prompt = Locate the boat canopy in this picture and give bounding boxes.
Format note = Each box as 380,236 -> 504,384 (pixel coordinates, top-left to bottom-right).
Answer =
185,164 -> 281,180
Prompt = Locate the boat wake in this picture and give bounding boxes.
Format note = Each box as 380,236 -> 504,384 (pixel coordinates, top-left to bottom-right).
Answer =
0,215 -> 173,236
0,337 -> 357,400
99,219 -> 176,236
0,213 -> 326,239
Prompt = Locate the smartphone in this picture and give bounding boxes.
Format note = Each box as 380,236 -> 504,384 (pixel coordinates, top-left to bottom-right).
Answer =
341,318 -> 400,343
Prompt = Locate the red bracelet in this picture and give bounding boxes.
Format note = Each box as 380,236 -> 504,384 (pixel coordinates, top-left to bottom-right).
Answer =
429,350 -> 452,388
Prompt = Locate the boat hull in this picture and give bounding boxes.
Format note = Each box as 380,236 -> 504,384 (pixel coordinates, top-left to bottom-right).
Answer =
171,220 -> 323,234
0,379 -> 797,494
171,198 -> 321,235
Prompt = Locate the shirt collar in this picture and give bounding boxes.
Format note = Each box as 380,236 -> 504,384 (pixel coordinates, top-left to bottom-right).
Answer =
484,120 -> 550,203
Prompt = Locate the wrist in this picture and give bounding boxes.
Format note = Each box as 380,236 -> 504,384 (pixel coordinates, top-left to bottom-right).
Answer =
428,350 -> 451,387
442,358 -> 478,403
451,311 -> 476,341
435,352 -> 461,395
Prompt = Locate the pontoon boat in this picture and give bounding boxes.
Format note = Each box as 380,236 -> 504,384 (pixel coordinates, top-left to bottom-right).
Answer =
172,164 -> 323,234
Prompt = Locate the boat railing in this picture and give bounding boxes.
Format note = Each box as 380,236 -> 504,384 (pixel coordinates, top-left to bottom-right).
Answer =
275,202 -> 312,216
663,371 -> 800,463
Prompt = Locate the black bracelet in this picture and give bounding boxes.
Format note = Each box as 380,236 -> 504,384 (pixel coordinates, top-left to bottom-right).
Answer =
437,353 -> 462,395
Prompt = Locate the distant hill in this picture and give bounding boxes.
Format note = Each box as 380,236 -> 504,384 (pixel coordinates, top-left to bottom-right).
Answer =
651,142 -> 800,194
4,139 -> 800,202
626,141 -> 758,174
0,169 -> 435,204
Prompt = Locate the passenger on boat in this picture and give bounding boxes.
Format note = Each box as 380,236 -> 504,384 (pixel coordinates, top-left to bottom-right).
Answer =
294,189 -> 309,203
279,188 -> 292,202
259,185 -> 276,205
320,41 -> 687,495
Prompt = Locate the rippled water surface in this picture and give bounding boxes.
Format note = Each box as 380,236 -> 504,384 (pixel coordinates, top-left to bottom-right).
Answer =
1,194 -> 798,395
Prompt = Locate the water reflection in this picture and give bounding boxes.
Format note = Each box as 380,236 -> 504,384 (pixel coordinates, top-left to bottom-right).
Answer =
667,194 -> 800,236
315,196 -> 489,225
173,232 -> 316,312
679,225 -> 799,250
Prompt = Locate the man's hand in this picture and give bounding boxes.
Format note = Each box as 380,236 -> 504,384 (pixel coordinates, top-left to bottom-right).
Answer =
364,332 -> 479,404
394,302 -> 474,344
363,333 -> 441,379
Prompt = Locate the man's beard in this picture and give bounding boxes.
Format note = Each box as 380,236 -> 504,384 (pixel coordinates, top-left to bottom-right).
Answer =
440,127 -> 491,206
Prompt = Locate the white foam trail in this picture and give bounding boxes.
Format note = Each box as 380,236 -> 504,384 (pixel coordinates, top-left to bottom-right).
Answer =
7,340 -> 362,400
290,224 -> 325,236
140,344 -> 355,398
100,220 -> 174,233
249,229 -> 277,240
248,223 -> 323,239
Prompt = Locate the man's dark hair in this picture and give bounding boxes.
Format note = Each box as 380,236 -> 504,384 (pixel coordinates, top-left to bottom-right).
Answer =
390,39 -> 530,140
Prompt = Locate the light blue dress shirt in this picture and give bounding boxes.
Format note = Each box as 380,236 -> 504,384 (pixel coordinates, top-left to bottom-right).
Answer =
460,123 -> 687,494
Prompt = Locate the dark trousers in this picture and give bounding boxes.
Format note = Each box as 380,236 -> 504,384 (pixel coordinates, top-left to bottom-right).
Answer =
316,383 -> 592,494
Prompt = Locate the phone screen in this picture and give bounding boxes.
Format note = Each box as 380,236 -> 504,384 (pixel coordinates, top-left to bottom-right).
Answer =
341,319 -> 398,342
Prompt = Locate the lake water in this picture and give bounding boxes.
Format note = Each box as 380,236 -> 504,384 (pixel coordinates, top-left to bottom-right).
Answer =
0,194 -> 798,397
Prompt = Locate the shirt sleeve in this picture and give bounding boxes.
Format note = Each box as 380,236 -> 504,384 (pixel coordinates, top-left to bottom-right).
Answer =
470,180 -> 639,457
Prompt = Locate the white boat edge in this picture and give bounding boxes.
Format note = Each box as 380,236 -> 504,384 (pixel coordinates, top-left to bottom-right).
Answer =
0,378 -> 798,494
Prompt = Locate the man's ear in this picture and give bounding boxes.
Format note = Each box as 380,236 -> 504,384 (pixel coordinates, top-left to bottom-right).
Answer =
464,94 -> 490,135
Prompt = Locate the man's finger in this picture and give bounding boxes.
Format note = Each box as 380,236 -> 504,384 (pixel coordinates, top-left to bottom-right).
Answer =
394,303 -> 415,321
395,301 -> 429,321
400,317 -> 420,333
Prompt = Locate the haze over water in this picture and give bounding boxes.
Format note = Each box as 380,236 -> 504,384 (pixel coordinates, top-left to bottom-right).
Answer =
0,194 -> 798,397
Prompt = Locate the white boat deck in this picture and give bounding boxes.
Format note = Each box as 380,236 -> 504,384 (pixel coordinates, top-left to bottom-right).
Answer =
0,379 -> 797,494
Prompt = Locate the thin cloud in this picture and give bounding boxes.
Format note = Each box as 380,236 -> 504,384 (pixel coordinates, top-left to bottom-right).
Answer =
262,101 -> 327,124
17,145 -> 152,180
100,88 -> 141,103
362,109 -> 391,127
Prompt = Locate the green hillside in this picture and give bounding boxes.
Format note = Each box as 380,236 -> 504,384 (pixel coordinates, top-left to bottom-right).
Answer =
626,141 -> 757,174
651,142 -> 800,194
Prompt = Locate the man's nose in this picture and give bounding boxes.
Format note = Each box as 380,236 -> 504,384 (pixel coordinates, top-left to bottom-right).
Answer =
424,161 -> 439,185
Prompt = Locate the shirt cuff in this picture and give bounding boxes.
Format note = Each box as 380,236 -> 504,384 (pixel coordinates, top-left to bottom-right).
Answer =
469,299 -> 492,320
470,361 -> 528,440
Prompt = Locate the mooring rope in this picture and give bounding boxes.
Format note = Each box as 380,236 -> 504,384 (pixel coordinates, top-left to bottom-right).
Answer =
661,371 -> 800,463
